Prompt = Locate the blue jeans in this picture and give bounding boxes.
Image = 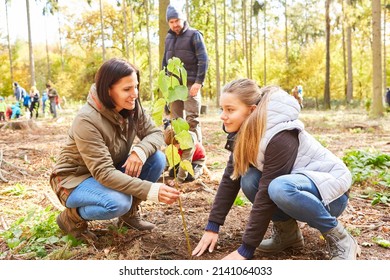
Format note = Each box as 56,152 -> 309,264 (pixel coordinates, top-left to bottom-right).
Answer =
241,167 -> 348,233
66,151 -> 165,221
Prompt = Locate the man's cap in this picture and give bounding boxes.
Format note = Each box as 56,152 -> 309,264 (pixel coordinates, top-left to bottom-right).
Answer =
166,4 -> 186,21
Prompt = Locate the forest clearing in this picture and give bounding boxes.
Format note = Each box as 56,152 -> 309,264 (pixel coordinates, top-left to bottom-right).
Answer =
0,106 -> 389,260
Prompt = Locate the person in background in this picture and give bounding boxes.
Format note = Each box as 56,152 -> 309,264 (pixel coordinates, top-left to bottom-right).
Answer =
386,87 -> 390,108
41,90 -> 48,116
162,4 -> 209,144
192,79 -> 360,260
49,58 -> 180,242
11,102 -> 21,119
47,83 -> 58,118
291,85 -> 303,108
29,86 -> 40,119
13,82 -> 26,102
163,119 -> 206,183
0,97 -> 6,122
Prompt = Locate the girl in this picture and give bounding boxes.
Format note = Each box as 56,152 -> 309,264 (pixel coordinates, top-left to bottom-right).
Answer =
192,79 -> 360,260
50,58 -> 180,242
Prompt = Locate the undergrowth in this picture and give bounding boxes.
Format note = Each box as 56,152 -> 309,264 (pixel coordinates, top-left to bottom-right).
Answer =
343,149 -> 390,206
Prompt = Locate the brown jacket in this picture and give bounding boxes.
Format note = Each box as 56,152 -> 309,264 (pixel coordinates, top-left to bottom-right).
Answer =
50,84 -> 164,205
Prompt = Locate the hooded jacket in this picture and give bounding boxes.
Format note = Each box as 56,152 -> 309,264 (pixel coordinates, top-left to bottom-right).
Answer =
50,84 -> 164,203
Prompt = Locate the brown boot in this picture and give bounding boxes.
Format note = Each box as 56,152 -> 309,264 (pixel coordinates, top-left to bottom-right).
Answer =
57,208 -> 97,242
117,198 -> 155,231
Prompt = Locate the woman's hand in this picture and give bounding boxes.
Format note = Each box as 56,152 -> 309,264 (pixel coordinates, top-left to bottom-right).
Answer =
122,152 -> 143,177
222,250 -> 247,260
192,231 -> 218,257
158,184 -> 180,204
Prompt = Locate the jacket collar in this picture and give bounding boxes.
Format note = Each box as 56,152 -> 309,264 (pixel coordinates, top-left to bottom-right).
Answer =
87,84 -> 127,126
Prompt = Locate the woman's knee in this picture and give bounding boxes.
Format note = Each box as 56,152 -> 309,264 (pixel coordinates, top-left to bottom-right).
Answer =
154,150 -> 166,168
107,195 -> 132,217
268,177 -> 291,202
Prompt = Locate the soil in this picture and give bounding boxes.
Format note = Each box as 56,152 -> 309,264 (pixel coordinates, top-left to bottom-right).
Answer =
0,107 -> 389,260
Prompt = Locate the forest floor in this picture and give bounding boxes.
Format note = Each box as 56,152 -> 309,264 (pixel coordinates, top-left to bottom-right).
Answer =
0,106 -> 389,260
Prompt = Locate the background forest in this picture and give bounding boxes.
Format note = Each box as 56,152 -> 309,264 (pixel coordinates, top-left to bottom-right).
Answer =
0,0 -> 389,113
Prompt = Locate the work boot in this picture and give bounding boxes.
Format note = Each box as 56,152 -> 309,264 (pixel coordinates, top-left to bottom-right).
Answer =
57,208 -> 97,242
322,222 -> 361,260
258,219 -> 304,253
117,198 -> 155,231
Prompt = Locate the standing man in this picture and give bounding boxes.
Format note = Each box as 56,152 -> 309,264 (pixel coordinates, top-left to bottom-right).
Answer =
47,83 -> 58,118
162,4 -> 208,143
13,82 -> 26,102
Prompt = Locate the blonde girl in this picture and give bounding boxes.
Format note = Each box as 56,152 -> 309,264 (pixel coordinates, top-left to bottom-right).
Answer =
192,79 -> 360,260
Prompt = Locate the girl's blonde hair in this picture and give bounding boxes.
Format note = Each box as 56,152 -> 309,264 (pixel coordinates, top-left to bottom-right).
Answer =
228,82 -> 281,179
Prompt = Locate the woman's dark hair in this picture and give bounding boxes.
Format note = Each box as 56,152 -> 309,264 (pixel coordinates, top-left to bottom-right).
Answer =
95,58 -> 141,110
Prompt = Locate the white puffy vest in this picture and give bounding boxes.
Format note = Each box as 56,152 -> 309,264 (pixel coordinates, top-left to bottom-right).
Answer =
255,90 -> 351,206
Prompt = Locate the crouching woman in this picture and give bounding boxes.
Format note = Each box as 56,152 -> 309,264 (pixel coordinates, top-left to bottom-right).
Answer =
50,58 -> 179,242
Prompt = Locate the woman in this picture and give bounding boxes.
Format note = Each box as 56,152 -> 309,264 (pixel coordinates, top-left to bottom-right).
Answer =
50,58 -> 180,242
29,85 -> 40,119
192,79 -> 360,260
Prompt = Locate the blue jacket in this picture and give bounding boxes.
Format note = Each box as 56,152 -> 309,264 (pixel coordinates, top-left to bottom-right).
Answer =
11,103 -> 21,119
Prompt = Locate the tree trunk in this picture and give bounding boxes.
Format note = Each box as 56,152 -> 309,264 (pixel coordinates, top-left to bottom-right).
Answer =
223,0 -> 226,85
346,0 -> 353,103
122,0 -> 129,60
214,0 -> 221,107
56,5 -> 65,72
371,0 -> 384,117
383,0 -> 387,96
341,0 -> 347,100
26,0 -> 35,87
130,1 -> 136,65
249,0 -> 253,79
242,0 -> 249,77
159,0 -> 169,69
263,1 -> 267,86
144,0 -> 153,101
233,0 -> 237,61
99,0 -> 106,61
324,0 -> 331,109
44,12 -> 51,81
5,0 -> 14,83
284,0 -> 289,89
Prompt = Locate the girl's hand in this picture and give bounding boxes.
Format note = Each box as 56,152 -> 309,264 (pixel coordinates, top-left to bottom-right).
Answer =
192,231 -> 218,257
222,250 -> 247,260
158,184 -> 180,204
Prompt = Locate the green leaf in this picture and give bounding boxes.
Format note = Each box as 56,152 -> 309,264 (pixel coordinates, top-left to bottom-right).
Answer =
180,160 -> 194,176
167,58 -> 181,77
171,76 -> 180,88
172,118 -> 189,134
158,70 -> 170,99
167,85 -> 188,103
181,66 -> 187,86
165,144 -> 181,168
151,98 -> 166,126
373,237 -> 390,248
175,130 -> 193,150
